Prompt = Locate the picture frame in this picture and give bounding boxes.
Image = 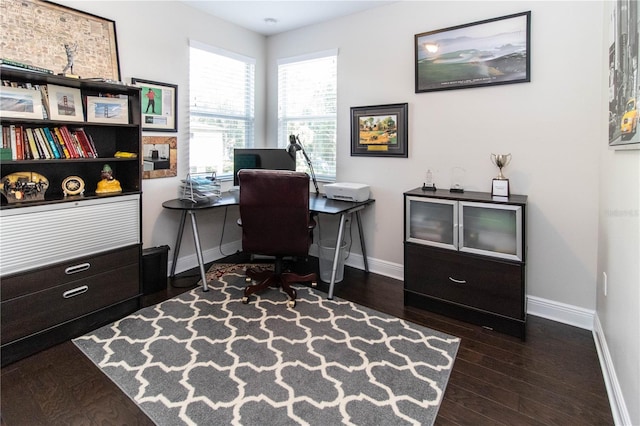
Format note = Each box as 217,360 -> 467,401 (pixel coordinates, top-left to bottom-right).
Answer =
0,0 -> 121,81
131,78 -> 178,132
607,2 -> 640,150
45,84 -> 84,122
142,136 -> 177,179
415,11 -> 531,93
351,103 -> 408,157
0,86 -> 44,119
86,96 -> 129,124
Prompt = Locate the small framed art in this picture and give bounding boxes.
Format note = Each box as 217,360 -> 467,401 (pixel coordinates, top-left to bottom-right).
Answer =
47,84 -> 84,122
131,78 -> 177,132
0,86 -> 44,119
351,103 -> 408,157
86,96 -> 129,124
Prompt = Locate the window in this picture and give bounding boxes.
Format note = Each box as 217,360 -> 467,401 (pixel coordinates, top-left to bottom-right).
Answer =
189,40 -> 255,178
278,50 -> 337,180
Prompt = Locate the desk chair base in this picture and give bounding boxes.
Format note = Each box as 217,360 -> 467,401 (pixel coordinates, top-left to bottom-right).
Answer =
241,260 -> 317,308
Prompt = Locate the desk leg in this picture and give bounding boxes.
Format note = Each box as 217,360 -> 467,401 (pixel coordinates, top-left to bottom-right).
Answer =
327,213 -> 347,300
355,210 -> 369,273
169,210 -> 188,277
188,211 -> 209,292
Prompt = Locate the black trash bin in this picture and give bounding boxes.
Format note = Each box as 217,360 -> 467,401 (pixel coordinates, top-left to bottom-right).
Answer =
142,245 -> 170,295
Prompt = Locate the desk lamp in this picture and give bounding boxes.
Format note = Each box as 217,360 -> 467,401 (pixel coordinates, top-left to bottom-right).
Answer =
287,134 -> 319,194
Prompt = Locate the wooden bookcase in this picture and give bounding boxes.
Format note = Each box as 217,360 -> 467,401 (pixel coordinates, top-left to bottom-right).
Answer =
0,68 -> 143,365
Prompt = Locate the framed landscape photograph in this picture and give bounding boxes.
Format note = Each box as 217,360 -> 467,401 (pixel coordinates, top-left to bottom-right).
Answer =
47,84 -> 84,122
86,96 -> 129,124
0,86 -> 44,119
415,11 -> 531,93
131,78 -> 177,132
351,103 -> 408,157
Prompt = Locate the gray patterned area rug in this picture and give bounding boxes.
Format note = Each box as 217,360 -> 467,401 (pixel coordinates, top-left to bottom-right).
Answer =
73,264 -> 460,426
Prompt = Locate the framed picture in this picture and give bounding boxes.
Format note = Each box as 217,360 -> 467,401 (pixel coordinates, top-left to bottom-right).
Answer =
131,78 -> 177,132
351,103 -> 408,157
142,136 -> 177,179
415,11 -> 531,93
86,96 -> 129,124
45,84 -> 84,122
607,2 -> 640,150
0,86 -> 44,119
0,0 -> 120,80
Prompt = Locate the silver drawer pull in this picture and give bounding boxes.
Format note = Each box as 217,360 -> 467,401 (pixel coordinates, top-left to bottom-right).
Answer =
65,263 -> 90,275
63,285 -> 89,299
448,277 -> 467,284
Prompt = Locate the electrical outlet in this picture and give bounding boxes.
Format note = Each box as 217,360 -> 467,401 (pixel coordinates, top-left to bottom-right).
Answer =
603,271 -> 608,296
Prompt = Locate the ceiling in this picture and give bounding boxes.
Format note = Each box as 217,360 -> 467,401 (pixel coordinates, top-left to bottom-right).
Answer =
180,1 -> 396,36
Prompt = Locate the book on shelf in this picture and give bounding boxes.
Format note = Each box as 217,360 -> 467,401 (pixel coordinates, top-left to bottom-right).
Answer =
25,128 -> 44,159
14,125 -> 24,160
9,124 -> 18,160
73,128 -> 97,158
0,58 -> 54,75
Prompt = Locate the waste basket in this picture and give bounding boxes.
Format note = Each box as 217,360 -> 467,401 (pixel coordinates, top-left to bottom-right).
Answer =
318,239 -> 348,283
142,245 -> 170,295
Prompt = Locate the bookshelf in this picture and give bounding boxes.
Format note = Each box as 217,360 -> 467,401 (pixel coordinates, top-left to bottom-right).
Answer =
0,67 -> 143,365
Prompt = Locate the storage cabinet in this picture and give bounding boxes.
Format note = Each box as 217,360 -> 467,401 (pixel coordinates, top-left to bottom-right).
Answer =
0,68 -> 143,365
404,188 -> 527,339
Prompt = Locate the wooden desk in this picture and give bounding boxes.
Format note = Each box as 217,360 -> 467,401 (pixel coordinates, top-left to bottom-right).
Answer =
162,192 -> 374,298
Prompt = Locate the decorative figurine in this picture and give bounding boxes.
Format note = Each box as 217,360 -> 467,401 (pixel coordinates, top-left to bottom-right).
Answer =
61,42 -> 79,77
96,164 -> 122,194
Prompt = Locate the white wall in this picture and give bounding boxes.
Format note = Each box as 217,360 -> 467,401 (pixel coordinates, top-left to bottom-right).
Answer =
267,1 -> 602,310
596,5 -> 640,425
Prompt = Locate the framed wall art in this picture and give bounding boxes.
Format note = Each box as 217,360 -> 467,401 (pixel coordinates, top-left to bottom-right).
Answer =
0,86 -> 44,119
131,78 -> 178,132
607,1 -> 640,150
142,136 -> 177,179
350,103 -> 408,157
47,84 -> 84,122
0,0 -> 120,80
86,96 -> 129,124
415,11 -> 531,93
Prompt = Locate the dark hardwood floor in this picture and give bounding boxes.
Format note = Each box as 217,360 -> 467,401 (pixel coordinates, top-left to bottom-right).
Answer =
1,255 -> 613,425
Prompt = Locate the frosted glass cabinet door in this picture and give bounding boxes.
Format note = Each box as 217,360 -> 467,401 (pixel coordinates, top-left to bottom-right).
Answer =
405,196 -> 458,250
459,201 -> 523,261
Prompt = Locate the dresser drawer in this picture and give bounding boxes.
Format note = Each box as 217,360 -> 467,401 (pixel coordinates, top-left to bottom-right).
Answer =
405,244 -> 524,319
1,262 -> 139,344
1,245 -> 139,301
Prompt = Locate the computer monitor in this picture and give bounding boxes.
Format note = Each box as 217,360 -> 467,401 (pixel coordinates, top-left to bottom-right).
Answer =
233,148 -> 297,186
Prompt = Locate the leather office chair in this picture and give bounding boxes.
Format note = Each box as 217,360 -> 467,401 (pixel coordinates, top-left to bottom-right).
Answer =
237,169 -> 317,308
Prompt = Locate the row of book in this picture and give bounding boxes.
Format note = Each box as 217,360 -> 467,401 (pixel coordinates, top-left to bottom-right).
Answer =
1,125 -> 98,160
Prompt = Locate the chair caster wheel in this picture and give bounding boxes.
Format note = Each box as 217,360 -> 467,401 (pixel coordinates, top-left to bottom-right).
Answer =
311,281 -> 317,287
287,300 -> 296,308
242,296 -> 250,304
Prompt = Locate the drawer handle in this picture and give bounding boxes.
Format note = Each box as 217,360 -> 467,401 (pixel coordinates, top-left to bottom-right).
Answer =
63,285 -> 89,299
65,263 -> 90,275
448,276 -> 467,284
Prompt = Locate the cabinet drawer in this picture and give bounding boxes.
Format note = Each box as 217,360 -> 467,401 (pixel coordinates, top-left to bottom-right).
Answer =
1,245 -> 140,301
405,244 -> 524,319
1,262 -> 139,344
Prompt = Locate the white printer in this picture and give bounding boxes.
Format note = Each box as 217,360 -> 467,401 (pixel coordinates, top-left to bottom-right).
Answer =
323,183 -> 370,202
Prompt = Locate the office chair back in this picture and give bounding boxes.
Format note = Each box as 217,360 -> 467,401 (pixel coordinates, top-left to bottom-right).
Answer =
238,169 -> 312,257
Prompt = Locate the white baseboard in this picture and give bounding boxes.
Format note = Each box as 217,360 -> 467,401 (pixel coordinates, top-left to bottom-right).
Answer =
593,315 -> 632,426
525,295 -> 595,330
